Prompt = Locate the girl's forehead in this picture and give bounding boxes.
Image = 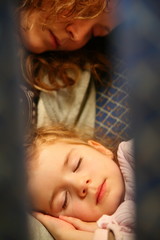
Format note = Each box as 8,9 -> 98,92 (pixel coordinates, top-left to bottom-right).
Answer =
40,139 -> 88,148
37,141 -> 88,160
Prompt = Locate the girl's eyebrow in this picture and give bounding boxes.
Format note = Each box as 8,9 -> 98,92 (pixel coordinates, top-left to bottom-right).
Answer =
48,148 -> 74,211
63,148 -> 76,167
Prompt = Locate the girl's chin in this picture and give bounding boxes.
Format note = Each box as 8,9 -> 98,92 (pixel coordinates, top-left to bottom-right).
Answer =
81,211 -> 104,222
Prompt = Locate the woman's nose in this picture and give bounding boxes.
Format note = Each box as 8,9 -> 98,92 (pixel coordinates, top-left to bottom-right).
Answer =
66,22 -> 91,42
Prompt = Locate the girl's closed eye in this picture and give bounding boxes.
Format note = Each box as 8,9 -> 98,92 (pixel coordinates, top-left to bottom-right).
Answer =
73,157 -> 82,172
62,158 -> 82,210
62,191 -> 68,209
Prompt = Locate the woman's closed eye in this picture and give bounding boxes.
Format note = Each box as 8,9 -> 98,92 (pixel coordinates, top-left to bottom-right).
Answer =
73,158 -> 82,172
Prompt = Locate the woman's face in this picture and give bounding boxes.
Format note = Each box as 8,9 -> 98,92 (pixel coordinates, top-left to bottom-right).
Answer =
20,5 -> 121,53
28,141 -> 124,221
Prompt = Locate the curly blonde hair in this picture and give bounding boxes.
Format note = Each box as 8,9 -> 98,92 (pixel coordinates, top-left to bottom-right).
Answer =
17,0 -> 111,91
20,46 -> 110,91
19,0 -> 107,20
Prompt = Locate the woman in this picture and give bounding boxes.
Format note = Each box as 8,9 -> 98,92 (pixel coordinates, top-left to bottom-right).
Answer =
19,0 -> 123,53
18,0 -> 131,145
18,0 -> 125,90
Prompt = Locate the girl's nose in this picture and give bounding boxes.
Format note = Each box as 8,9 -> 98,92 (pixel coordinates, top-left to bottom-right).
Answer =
76,179 -> 90,198
66,22 -> 91,42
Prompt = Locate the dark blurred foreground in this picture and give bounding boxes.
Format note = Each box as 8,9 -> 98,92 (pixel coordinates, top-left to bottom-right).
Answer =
122,0 -> 160,239
0,0 -> 29,240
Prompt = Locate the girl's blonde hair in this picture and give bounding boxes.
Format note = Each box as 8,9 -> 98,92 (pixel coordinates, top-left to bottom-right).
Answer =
17,0 -> 111,91
25,124 -> 118,163
26,124 -> 93,160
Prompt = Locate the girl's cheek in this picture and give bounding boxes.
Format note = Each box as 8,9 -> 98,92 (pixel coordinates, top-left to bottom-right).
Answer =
70,200 -> 90,219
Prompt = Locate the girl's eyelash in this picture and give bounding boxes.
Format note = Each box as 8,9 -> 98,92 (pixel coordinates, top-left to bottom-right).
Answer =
73,158 -> 82,172
62,158 -> 82,210
62,191 -> 68,209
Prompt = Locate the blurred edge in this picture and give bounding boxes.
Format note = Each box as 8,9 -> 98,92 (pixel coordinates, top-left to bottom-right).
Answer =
122,0 -> 160,239
0,1 -> 29,240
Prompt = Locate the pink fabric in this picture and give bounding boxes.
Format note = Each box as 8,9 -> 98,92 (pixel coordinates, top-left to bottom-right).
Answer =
93,140 -> 135,240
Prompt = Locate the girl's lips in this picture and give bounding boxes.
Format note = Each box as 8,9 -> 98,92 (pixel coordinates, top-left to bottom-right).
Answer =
96,180 -> 106,204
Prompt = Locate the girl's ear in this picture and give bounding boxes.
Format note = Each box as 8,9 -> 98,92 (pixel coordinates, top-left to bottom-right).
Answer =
88,140 -> 114,159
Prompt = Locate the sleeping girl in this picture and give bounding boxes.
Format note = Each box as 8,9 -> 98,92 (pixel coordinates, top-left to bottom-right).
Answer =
25,124 -> 135,240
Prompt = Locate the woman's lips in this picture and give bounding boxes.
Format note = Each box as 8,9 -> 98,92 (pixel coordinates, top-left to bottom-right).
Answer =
49,30 -> 60,49
96,180 -> 106,204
